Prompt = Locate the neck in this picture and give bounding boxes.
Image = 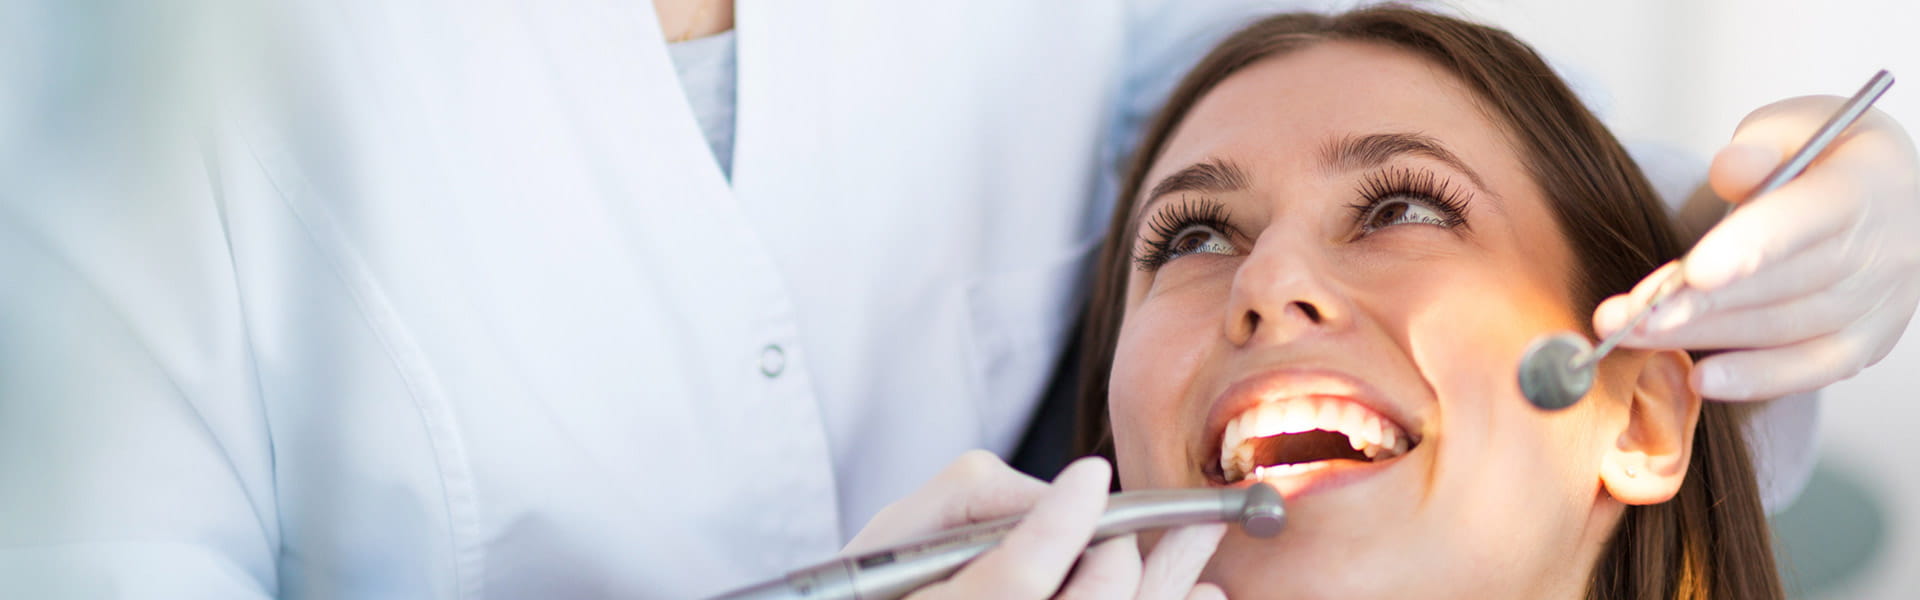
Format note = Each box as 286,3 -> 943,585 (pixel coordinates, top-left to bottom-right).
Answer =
1534,496 -> 1629,599
652,0 -> 736,42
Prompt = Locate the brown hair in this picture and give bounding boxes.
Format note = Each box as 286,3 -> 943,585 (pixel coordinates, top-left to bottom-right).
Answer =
1072,6 -> 1782,599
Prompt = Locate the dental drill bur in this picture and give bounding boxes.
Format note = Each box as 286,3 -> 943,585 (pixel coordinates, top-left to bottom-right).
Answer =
1519,70 -> 1895,410
706,482 -> 1285,600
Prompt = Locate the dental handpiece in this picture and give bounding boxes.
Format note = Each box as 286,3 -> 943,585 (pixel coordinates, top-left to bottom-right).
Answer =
1518,69 -> 1895,410
706,483 -> 1285,600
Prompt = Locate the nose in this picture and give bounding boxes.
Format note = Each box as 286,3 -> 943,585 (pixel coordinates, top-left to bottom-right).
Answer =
1223,238 -> 1349,347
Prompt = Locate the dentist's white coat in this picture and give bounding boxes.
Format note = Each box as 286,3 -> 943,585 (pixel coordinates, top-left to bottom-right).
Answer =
0,1 -> 1813,599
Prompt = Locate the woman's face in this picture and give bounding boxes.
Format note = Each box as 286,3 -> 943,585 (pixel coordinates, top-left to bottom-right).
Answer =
1111,41 -> 1642,598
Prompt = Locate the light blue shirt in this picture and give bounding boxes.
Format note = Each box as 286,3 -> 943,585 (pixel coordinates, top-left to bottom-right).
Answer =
669,30 -> 738,179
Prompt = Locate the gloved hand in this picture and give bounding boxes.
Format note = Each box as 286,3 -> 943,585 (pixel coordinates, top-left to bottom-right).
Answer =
1595,95 -> 1920,401
844,451 -> 1227,600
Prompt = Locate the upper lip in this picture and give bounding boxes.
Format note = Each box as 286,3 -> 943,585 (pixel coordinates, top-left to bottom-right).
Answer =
1202,367 -> 1423,480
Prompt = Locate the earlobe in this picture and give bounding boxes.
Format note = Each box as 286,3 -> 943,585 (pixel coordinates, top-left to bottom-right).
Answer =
1600,349 -> 1701,505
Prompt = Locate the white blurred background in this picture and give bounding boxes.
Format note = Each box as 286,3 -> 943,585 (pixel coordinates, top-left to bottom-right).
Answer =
1439,1 -> 1920,598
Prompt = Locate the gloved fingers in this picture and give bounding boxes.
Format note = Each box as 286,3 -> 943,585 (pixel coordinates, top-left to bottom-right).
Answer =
1597,213 -> 1865,345
1691,336 -> 1855,401
1689,298 -> 1911,400
1665,94 -> 1920,400
939,457 -> 1112,599
1184,584 -> 1228,600
929,451 -> 1052,529
1053,534 -> 1142,600
1608,270 -> 1873,351
1684,163 -> 1859,292
1697,94 -> 1916,293
844,449 -> 1048,555
1667,232 -> 1853,316
1594,262 -> 1682,339
1134,524 -> 1227,600
1712,95 -> 1909,205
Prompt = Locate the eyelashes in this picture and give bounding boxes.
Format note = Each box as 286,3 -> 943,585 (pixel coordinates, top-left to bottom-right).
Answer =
1131,168 -> 1473,271
1133,197 -> 1235,271
1347,167 -> 1471,233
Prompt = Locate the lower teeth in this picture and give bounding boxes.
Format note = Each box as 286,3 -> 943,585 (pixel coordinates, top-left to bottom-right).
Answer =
1253,462 -> 1334,479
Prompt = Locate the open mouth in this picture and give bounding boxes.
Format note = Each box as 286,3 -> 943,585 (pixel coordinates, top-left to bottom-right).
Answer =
1217,395 -> 1421,483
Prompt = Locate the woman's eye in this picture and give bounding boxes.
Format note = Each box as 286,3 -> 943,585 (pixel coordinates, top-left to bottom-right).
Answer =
1361,195 -> 1452,232
1132,198 -> 1239,271
1165,226 -> 1236,259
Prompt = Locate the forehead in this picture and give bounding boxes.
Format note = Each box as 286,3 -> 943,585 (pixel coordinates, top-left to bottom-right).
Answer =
1144,40 -> 1515,196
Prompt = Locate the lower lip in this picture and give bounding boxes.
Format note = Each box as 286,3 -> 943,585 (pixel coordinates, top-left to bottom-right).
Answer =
1219,455 -> 1402,500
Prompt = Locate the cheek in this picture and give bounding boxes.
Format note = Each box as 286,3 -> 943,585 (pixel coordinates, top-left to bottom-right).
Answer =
1109,280 -> 1224,488
1403,270 -> 1572,426
1393,257 -> 1609,545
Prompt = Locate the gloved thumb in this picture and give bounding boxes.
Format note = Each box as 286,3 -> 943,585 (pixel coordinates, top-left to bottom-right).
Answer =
1709,95 -> 1866,205
1707,142 -> 1782,206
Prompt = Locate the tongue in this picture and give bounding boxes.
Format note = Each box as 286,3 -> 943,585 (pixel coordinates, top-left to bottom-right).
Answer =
1252,429 -> 1369,466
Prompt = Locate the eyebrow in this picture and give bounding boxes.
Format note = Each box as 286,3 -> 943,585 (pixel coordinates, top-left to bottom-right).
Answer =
1131,132 -> 1497,226
1319,131 -> 1491,191
1141,157 -> 1251,211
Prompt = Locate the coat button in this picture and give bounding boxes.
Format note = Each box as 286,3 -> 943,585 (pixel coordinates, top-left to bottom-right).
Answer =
759,344 -> 787,378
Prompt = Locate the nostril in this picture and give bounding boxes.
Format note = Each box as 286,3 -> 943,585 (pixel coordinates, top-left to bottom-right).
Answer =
1244,312 -> 1261,334
1294,301 -> 1322,324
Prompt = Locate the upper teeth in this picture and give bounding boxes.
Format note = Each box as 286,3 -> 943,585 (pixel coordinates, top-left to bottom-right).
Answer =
1220,396 -> 1412,481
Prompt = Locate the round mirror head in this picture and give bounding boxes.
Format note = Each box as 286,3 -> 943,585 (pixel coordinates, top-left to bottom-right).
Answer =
1518,332 -> 1595,410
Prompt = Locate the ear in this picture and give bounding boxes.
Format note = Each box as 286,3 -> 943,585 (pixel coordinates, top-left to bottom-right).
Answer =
1600,349 -> 1701,505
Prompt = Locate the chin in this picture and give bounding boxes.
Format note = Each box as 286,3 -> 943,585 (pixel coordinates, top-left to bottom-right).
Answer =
1202,539 -> 1400,600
